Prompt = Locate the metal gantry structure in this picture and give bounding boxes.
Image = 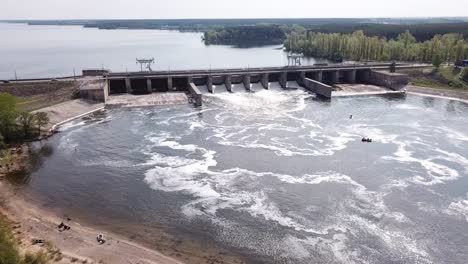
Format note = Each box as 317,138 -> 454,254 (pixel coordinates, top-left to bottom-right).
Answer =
287,53 -> 303,67
136,58 -> 155,72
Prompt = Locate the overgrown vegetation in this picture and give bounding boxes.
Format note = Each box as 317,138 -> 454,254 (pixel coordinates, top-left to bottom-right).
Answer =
0,93 -> 50,149
0,215 -> 47,264
405,67 -> 468,90
284,30 -> 468,65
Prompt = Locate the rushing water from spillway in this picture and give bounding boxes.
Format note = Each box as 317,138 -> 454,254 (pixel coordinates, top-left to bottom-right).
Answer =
17,91 -> 468,263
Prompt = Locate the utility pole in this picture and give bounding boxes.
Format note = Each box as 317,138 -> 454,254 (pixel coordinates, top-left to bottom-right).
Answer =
14,70 -> 17,82
73,68 -> 76,81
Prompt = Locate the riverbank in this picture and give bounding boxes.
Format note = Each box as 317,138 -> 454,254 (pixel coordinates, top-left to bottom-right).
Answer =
405,85 -> 468,103
0,181 -> 186,264
0,98 -> 246,264
32,99 -> 104,130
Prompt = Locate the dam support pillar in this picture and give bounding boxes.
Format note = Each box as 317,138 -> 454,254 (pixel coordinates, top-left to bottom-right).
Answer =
206,75 -> 213,93
243,74 -> 251,91
167,77 -> 173,91
331,71 -> 339,84
225,75 -> 232,92
261,73 -> 269,89
316,71 -> 323,82
125,78 -> 132,93
299,71 -> 306,86
146,79 -> 152,94
279,72 -> 287,88
346,70 -> 356,84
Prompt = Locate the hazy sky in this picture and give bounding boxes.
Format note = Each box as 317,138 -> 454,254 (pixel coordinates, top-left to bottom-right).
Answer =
1,0 -> 467,20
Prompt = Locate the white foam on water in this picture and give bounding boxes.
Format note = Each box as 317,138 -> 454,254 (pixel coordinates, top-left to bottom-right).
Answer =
282,234 -> 367,264
286,81 -> 302,89
230,83 -> 247,93
134,90 -> 468,263
249,83 -> 265,92
382,140 -> 466,186
212,84 -> 227,93
342,214 -> 431,263
58,120 -> 87,131
393,104 -> 427,111
446,197 -> 468,222
268,82 -> 283,91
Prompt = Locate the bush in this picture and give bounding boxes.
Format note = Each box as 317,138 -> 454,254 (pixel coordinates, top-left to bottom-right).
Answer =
23,251 -> 47,264
462,68 -> 468,82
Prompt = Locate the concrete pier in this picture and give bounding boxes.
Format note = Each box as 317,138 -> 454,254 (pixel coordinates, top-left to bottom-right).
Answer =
243,74 -> 251,91
225,75 -> 232,92
279,72 -> 287,88
299,71 -> 306,86
331,71 -> 340,84
189,83 -> 202,106
167,77 -> 173,91
261,73 -> 269,89
206,76 -> 213,93
316,71 -> 323,82
146,79 -> 152,94
346,70 -> 356,84
125,78 -> 132,93
303,78 -> 332,99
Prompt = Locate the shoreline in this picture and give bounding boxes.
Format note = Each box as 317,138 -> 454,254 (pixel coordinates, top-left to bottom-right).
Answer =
0,181 -> 185,264
0,99 -> 246,264
404,85 -> 468,103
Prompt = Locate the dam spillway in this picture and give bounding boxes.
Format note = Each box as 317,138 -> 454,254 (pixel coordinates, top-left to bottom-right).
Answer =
102,63 -> 424,106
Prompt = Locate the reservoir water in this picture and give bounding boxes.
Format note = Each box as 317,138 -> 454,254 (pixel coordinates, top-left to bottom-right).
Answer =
0,23 -> 327,79
14,91 -> 468,264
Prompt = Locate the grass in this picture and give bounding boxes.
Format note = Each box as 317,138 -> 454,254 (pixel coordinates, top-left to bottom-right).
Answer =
0,215 -> 22,264
407,66 -> 468,91
15,95 -> 70,112
0,214 -> 48,264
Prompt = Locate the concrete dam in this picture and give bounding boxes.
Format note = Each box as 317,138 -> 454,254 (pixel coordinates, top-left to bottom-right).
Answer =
101,63 -> 420,106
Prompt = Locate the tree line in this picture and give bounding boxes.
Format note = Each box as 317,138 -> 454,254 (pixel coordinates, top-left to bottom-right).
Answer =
284,30 -> 468,66
307,22 -> 468,42
0,93 -> 49,149
203,25 -> 285,46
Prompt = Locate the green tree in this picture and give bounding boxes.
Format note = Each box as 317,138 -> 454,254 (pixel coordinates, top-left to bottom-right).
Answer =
454,40 -> 465,66
0,133 -> 5,150
34,112 -> 49,132
0,93 -> 18,143
462,67 -> 468,82
18,112 -> 36,139
432,53 -> 443,68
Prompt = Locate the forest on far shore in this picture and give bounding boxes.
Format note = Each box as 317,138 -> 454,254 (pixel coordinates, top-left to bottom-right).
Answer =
202,22 -> 468,48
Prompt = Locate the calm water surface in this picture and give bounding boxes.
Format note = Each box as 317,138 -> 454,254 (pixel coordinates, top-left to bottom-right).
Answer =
15,90 -> 468,264
0,23 -> 326,79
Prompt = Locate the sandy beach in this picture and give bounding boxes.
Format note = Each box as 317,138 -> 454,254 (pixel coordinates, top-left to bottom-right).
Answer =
0,181 -> 185,264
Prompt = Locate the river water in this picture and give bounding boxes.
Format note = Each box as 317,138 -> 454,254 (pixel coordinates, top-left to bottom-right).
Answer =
14,90 -> 468,263
0,23 -> 327,79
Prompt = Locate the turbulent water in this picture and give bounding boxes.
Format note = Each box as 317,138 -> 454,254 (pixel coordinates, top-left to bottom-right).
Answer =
21,90 -> 468,263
